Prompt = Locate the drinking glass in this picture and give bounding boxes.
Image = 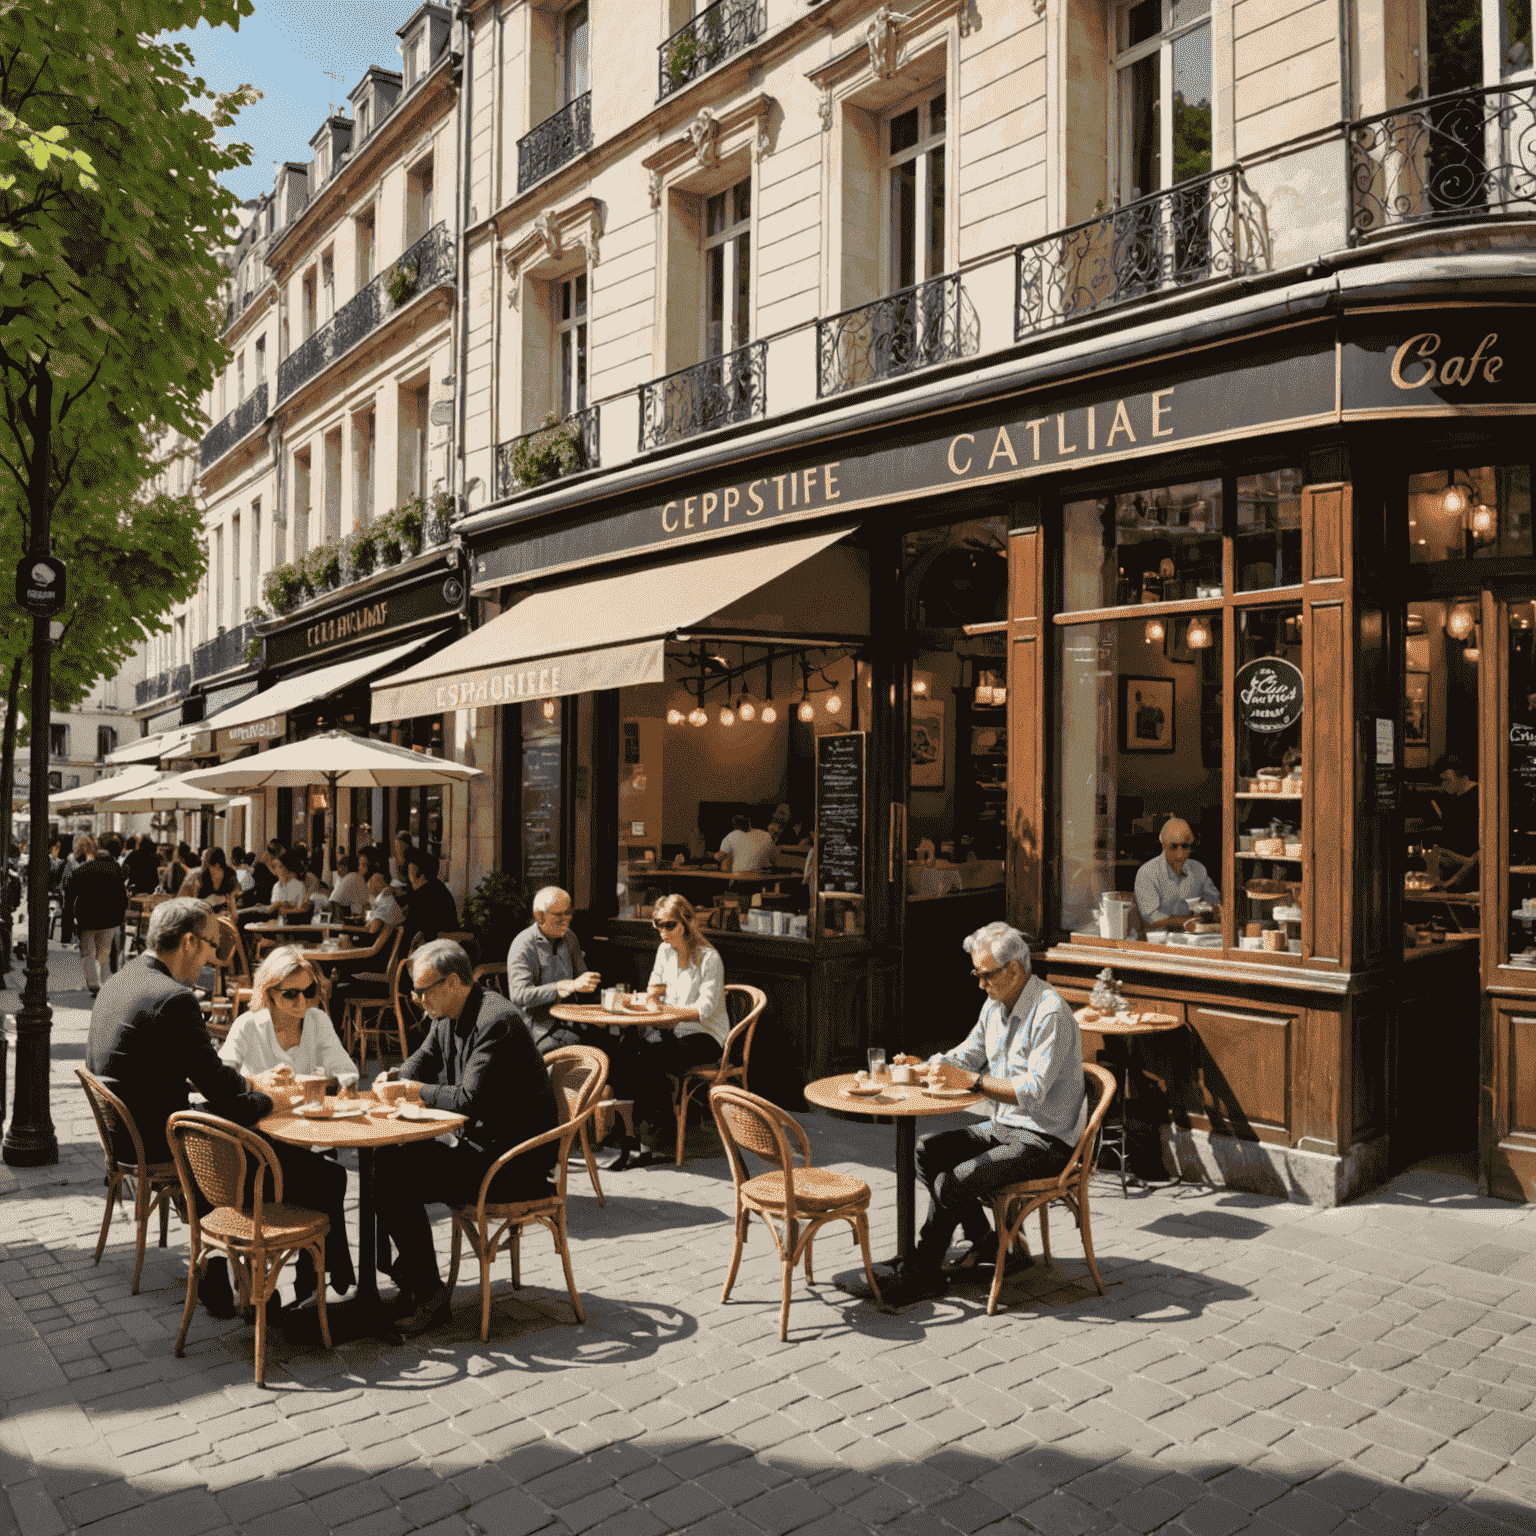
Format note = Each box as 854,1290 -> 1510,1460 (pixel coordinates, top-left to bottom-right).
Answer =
867,1048 -> 887,1080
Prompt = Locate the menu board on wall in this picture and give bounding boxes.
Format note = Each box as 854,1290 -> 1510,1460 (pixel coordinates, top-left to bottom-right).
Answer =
816,731 -> 866,895
1511,722 -> 1536,801
521,703 -> 562,888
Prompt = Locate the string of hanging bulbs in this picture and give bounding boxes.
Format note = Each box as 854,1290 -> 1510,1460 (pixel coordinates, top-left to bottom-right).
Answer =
664,645 -> 854,727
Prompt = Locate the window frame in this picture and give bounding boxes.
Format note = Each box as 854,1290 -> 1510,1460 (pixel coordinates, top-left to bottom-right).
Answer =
555,272 -> 589,419
702,175 -> 752,360
882,84 -> 949,294
1110,0 -> 1214,202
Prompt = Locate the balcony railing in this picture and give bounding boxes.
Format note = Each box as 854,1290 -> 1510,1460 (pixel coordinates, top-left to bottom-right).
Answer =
199,380 -> 268,471
517,93 -> 592,194
816,274 -> 979,399
495,407 -> 600,498
657,0 -> 763,100
1347,80 -> 1536,244
1014,166 -> 1269,341
277,222 -> 454,401
192,622 -> 253,682
638,340 -> 768,452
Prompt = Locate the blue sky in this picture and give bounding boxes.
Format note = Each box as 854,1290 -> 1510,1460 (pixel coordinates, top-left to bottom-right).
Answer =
169,0 -> 412,202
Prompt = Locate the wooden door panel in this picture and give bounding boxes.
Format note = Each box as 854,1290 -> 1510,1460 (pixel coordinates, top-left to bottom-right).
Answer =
1305,599 -> 1347,964
1188,1004 -> 1291,1136
1304,484 -> 1349,586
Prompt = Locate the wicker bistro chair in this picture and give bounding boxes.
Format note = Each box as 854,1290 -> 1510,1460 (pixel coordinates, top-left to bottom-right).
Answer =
673,984 -> 766,1167
471,962 -> 508,997
447,1045 -> 609,1341
984,1063 -> 1119,1317
75,1068 -> 184,1294
166,1110 -> 332,1388
341,925 -> 408,1070
710,1085 -> 884,1341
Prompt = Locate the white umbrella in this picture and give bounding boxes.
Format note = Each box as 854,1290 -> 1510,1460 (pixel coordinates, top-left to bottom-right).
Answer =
48,762 -> 164,811
97,773 -> 231,813
180,729 -> 482,880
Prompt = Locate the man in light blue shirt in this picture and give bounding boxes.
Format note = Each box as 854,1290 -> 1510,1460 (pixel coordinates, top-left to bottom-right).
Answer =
1133,817 -> 1222,933
506,885 -> 602,1052
881,921 -> 1086,1305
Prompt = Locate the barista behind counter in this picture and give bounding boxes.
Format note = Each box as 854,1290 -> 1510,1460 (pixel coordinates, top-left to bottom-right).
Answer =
1134,818 -> 1222,933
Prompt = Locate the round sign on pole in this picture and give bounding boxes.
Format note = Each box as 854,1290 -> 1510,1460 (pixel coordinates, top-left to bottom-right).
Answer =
1235,656 -> 1304,733
14,555 -> 66,618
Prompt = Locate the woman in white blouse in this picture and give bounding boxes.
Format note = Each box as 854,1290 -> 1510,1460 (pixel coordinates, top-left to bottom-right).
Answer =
610,893 -> 730,1170
220,946 -> 357,1303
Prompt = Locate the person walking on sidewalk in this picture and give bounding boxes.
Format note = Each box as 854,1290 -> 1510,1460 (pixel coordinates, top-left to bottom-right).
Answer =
69,837 -> 129,997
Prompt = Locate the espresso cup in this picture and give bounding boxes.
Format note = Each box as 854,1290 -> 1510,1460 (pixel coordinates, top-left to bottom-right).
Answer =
376,1079 -> 410,1105
296,1072 -> 328,1106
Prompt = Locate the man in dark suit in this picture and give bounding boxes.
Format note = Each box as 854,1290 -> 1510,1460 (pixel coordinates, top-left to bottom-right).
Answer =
403,849 -> 459,945
372,939 -> 559,1336
85,897 -> 287,1316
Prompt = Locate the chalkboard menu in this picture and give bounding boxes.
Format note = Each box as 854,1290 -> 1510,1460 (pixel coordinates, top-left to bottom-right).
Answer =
1512,722 -> 1536,799
521,702 -> 562,888
816,731 -> 866,895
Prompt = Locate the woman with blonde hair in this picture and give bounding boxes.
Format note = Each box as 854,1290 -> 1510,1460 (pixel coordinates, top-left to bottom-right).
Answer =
219,945 -> 357,1304
609,892 -> 732,1170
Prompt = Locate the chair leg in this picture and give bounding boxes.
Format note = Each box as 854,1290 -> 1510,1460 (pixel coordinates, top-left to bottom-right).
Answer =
554,1213 -> 584,1325
158,1189 -> 170,1248
511,1227 -> 522,1289
447,1218 -> 464,1291
779,1252 -> 794,1342
674,1079 -> 693,1167
1039,1203 -> 1053,1266
1079,1203 -> 1105,1296
854,1214 -> 883,1307
251,1254 -> 269,1389
174,1242 -> 201,1357
720,1208 -> 749,1303
803,1229 -> 815,1286
132,1190 -> 150,1296
311,1239 -> 333,1349
93,1176 -> 119,1266
579,1118 -> 606,1207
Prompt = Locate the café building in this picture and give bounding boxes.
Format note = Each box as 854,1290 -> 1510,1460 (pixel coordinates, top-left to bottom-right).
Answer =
369,264 -> 1536,1205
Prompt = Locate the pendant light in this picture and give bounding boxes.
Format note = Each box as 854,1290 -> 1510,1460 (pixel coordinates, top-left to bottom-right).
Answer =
1143,617 -> 1165,645
1447,602 -> 1476,640
759,660 -> 777,724
1187,614 -> 1214,649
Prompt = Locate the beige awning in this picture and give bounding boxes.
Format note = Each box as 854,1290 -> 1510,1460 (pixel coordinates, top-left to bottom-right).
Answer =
370,530 -> 853,724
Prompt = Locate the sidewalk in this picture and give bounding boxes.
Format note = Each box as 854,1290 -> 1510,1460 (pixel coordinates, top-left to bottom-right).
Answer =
3,938 -> 1536,1536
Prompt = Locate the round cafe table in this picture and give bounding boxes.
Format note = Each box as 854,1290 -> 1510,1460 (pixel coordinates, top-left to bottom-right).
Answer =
1073,1009 -> 1186,1194
259,1094 -> 466,1341
803,1073 -> 983,1263
549,1000 -> 694,1031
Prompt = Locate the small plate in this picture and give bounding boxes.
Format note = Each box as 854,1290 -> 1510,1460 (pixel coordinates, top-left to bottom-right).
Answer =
922,1086 -> 975,1099
844,1081 -> 885,1097
326,1105 -> 367,1119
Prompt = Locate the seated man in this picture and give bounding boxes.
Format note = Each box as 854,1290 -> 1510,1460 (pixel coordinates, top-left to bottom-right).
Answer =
1133,818 -> 1222,934
404,849 -> 459,945
85,897 -> 294,1317
328,854 -> 370,919
373,939 -> 560,1335
327,872 -> 406,1026
716,814 -> 775,873
882,921 -> 1085,1305
506,885 -> 602,1052
364,871 -> 406,934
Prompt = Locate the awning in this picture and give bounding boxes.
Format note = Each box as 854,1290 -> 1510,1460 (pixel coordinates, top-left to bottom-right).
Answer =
370,530 -> 852,724
48,762 -> 163,809
104,734 -> 168,766
201,631 -> 451,740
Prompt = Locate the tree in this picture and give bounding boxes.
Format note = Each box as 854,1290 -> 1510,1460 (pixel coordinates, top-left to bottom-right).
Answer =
0,0 -> 256,1163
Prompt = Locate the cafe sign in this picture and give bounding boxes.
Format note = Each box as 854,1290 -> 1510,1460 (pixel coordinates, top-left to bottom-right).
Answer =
1236,657 -> 1304,733
265,568 -> 463,669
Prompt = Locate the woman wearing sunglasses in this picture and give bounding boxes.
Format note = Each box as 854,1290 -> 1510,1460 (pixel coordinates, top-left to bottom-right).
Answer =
611,893 -> 732,1169
218,944 -> 358,1305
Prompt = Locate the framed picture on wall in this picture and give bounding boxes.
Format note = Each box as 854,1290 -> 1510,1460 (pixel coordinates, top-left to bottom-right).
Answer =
911,699 -> 946,788
1405,670 -> 1431,768
1121,676 -> 1175,753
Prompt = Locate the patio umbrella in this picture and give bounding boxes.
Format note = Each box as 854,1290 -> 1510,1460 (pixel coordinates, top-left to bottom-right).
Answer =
180,729 -> 482,884
48,762 -> 164,812
94,772 -> 232,853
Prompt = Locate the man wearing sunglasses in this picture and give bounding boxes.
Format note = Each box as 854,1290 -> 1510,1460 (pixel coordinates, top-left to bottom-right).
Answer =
86,898 -> 291,1319
372,939 -> 560,1336
506,886 -> 602,1052
879,922 -> 1084,1306
1133,817 -> 1222,934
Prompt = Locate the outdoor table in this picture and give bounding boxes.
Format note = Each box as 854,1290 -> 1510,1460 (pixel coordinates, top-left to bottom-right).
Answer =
259,1093 -> 466,1341
1074,1009 -> 1186,1193
802,1073 -> 983,1262
549,1000 -> 694,1031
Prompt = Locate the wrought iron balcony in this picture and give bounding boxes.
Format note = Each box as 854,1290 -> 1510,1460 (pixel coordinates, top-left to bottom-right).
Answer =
495,407 -> 600,499
192,622 -> 253,682
199,381 -> 268,471
816,274 -> 979,399
276,222 -> 454,401
134,672 -> 169,707
1014,167 -> 1269,341
517,93 -> 592,194
637,340 -> 768,452
1348,80 -> 1536,244
658,0 -> 763,99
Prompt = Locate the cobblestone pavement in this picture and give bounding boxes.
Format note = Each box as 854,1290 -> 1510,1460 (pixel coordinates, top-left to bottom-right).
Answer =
4,939 -> 1536,1536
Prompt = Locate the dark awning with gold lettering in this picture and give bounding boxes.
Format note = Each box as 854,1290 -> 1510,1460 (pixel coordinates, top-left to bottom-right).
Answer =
370,529 -> 852,724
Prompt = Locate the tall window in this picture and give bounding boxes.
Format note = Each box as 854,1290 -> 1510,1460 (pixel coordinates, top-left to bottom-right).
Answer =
249,499 -> 262,618
254,335 -> 266,392
563,3 -> 590,105
357,98 -> 371,139
231,512 -> 241,626
558,274 -> 587,417
321,249 -> 335,320
236,352 -> 246,403
354,409 -> 376,526
302,268 -> 318,338
1115,0 -> 1212,202
355,211 -> 376,288
293,448 -> 312,558
214,523 -> 225,630
407,158 -> 434,245
886,90 -> 946,292
704,178 -> 751,358
49,724 -> 68,760
97,726 -> 117,762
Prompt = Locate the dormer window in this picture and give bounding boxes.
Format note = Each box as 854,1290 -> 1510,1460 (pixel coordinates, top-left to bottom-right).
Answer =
404,29 -> 423,88
357,99 -> 370,139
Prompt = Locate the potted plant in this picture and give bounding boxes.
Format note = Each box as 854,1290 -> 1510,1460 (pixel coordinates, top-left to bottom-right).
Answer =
376,506 -> 404,566
510,414 -> 584,489
460,868 -> 532,968
346,524 -> 378,580
428,489 -> 455,542
396,495 -> 425,556
262,563 -> 306,616
386,256 -> 420,307
304,540 -> 342,593
665,29 -> 699,86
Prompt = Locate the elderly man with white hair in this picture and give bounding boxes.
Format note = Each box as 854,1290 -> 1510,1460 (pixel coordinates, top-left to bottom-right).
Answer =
1133,817 -> 1222,934
883,922 -> 1085,1305
506,885 -> 602,1052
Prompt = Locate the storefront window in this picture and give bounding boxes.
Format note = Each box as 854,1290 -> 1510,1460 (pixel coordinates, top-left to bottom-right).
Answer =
1507,601 -> 1535,967
1062,479 -> 1223,611
1409,465 -> 1533,562
1233,605 -> 1304,952
614,648 -> 864,942
1056,612 -> 1224,943
1235,469 -> 1303,590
